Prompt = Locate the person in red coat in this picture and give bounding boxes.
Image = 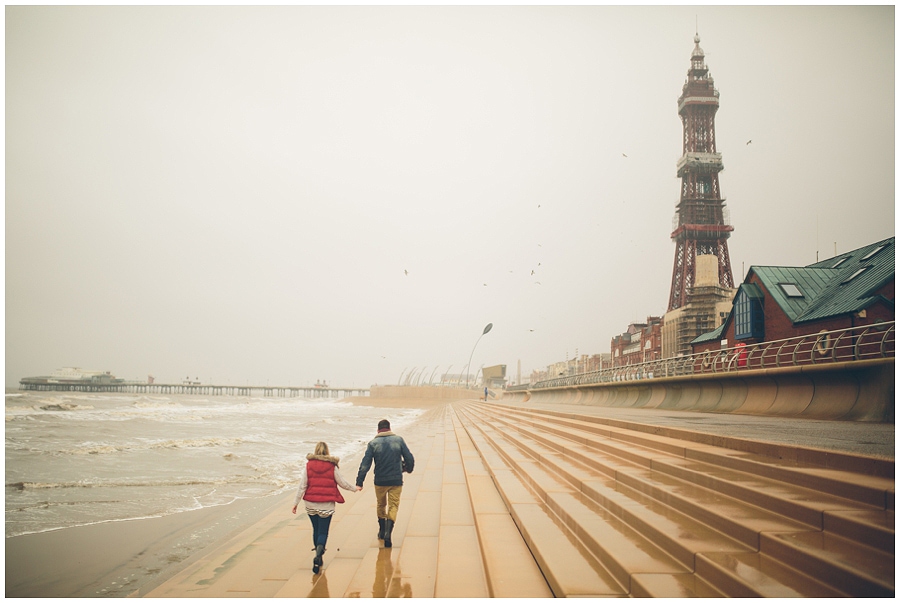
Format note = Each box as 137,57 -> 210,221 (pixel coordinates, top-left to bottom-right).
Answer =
292,441 -> 360,573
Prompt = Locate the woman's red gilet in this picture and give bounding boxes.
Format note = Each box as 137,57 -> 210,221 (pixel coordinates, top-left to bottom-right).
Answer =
303,458 -> 345,504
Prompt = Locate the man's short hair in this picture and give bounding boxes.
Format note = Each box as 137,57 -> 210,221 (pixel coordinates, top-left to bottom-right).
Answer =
378,419 -> 391,431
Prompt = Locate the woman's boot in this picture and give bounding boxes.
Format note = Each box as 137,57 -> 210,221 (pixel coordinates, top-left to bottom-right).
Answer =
377,517 -> 386,540
383,519 -> 394,548
313,544 -> 325,573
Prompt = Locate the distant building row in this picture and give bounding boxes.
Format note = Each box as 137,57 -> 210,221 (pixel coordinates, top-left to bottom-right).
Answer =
526,236 -> 894,384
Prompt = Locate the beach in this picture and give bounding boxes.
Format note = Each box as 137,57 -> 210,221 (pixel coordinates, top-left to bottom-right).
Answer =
6,491 -> 294,597
5,390 -> 428,597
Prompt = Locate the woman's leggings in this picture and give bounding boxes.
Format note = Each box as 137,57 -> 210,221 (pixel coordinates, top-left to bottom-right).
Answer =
308,514 -> 333,547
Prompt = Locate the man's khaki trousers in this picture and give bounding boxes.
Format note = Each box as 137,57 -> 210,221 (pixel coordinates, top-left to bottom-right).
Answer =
374,485 -> 402,522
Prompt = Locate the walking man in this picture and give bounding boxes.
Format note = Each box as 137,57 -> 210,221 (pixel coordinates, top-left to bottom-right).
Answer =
356,419 -> 414,547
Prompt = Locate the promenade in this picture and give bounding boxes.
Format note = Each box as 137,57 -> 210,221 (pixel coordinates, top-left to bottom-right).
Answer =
142,395 -> 893,598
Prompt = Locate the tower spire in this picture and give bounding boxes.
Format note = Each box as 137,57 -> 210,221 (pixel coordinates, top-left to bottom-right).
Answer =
667,33 -> 735,312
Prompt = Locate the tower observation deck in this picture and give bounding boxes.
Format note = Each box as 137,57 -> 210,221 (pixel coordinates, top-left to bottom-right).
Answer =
668,34 -> 735,312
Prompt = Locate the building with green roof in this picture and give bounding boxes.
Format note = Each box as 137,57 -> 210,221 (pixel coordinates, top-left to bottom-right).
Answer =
692,237 -> 894,353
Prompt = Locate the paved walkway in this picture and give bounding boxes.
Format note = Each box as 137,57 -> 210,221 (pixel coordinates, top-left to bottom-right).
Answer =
499,399 -> 895,459
144,404 -> 550,597
144,399 -> 893,597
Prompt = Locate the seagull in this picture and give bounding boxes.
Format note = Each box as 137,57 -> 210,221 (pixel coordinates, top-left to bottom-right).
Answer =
531,270 -> 535,275
746,140 -> 752,145
534,281 -> 542,285
483,283 -> 488,286
404,270 -> 408,276
622,153 -> 628,157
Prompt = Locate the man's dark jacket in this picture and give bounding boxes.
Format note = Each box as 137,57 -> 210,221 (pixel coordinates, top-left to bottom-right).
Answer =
356,431 -> 414,487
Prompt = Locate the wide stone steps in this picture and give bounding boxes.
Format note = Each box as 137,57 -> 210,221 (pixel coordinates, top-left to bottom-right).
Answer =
456,402 -> 893,597
142,400 -> 893,598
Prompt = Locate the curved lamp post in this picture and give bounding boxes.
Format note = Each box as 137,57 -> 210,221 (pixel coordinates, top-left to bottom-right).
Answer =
465,323 -> 493,388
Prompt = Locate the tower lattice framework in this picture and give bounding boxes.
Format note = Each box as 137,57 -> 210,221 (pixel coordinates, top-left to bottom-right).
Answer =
668,34 -> 734,312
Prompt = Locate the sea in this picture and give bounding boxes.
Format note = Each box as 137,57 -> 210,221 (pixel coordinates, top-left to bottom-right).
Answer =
5,389 -> 423,539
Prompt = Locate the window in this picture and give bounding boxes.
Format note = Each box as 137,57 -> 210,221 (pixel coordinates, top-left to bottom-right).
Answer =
861,244 -> 887,261
831,257 -> 850,268
779,283 -> 803,297
841,267 -> 869,285
734,286 -> 764,340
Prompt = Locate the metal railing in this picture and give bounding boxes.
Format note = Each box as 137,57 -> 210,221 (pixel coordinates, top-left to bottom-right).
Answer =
526,322 -> 895,390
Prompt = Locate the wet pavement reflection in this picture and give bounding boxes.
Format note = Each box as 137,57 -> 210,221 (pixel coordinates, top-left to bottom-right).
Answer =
317,548 -> 413,597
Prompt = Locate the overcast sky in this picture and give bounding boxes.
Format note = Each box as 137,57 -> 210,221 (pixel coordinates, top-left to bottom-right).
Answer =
6,5 -> 895,388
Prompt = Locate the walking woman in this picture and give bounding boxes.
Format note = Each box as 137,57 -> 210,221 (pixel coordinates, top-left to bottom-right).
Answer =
292,442 -> 360,573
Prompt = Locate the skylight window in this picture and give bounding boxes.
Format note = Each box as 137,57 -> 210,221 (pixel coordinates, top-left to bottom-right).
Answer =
841,267 -> 869,285
832,257 -> 850,268
861,244 -> 887,261
779,283 -> 803,297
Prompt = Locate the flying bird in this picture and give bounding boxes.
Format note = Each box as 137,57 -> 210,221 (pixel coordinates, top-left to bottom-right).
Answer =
622,153 -> 628,157
534,281 -> 542,285
746,140 -> 752,145
404,270 -> 408,276
531,270 -> 535,275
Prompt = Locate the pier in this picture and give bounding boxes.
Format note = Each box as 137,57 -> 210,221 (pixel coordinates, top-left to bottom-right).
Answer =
17,381 -> 369,399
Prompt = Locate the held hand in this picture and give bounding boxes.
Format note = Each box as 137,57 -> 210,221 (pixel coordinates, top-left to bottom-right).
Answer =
356,485 -> 363,492
291,504 -> 298,515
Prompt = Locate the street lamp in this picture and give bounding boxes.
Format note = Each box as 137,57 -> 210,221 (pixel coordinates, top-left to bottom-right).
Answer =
465,323 -> 493,388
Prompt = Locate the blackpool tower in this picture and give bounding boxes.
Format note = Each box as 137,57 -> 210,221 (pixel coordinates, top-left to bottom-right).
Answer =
667,34 -> 734,312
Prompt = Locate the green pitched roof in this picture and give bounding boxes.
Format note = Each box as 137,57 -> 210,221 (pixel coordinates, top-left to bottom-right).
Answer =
692,322 -> 726,344
752,237 -> 894,324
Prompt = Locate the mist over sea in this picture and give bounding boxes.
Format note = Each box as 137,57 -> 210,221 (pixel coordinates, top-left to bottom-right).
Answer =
5,390 -> 422,538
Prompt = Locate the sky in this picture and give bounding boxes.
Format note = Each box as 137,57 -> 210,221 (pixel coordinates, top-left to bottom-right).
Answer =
6,5 -> 895,389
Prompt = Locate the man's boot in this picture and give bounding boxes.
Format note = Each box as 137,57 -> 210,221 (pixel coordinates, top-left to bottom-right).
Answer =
377,517 -> 386,540
383,519 -> 394,548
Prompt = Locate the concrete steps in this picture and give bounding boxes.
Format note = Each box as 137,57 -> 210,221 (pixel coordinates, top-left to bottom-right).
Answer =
456,401 -> 894,597
143,400 -> 893,598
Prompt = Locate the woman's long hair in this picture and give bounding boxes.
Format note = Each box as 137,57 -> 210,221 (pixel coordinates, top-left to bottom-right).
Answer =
314,441 -> 330,456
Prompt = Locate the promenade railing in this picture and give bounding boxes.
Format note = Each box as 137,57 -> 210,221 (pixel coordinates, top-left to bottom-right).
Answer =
524,322 -> 895,391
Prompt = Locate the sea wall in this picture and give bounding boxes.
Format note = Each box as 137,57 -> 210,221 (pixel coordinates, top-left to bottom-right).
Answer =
348,385 -> 477,408
503,359 -> 894,423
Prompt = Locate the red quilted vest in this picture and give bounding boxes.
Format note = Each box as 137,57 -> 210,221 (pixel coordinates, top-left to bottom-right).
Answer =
303,458 -> 345,504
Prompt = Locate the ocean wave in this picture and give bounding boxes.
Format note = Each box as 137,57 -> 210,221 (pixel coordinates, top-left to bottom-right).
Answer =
39,403 -> 95,412
6,474 -> 281,491
131,399 -> 183,409
69,436 -> 246,455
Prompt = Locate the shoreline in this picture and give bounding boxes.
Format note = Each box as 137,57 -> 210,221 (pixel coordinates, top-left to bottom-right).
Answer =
5,490 -> 294,597
5,394 -> 416,598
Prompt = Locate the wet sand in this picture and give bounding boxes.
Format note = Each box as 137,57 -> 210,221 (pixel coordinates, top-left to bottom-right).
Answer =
5,491 -> 296,597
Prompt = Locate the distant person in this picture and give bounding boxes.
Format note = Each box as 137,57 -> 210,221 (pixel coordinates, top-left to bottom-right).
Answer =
292,441 -> 360,574
484,386 -> 488,401
356,419 -> 414,547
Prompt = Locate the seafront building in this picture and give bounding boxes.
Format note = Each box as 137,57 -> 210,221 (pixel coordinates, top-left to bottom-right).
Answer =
692,236 -> 895,353
18,367 -> 130,386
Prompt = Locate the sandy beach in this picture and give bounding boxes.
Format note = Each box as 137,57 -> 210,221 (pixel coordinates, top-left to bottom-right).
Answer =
5,392 -> 436,598
5,491 -> 296,597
